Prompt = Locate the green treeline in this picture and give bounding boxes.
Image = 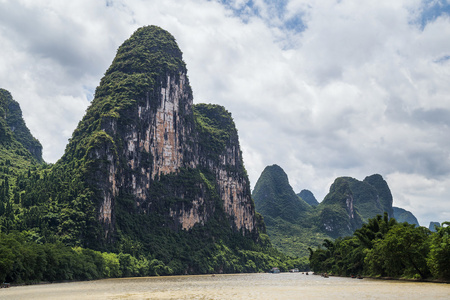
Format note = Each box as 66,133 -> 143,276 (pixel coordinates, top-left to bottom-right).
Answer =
0,231 -> 308,284
0,231 -> 169,283
309,214 -> 450,280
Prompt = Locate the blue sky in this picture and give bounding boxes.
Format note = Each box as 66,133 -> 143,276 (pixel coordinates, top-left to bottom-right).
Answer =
419,0 -> 450,27
0,0 -> 449,226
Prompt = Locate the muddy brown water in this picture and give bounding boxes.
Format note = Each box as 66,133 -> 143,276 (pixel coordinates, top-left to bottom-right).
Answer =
1,273 -> 449,299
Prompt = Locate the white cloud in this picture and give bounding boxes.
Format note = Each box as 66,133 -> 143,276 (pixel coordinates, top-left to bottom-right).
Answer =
0,0 -> 449,226
387,172 -> 450,226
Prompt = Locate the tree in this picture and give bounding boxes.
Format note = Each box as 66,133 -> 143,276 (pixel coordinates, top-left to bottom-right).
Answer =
427,222 -> 450,280
354,212 -> 396,249
365,223 -> 431,278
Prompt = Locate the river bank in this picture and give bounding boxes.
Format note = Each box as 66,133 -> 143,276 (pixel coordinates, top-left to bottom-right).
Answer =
1,272 -> 450,300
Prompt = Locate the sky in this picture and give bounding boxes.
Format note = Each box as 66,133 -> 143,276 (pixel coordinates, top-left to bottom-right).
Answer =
0,0 -> 449,227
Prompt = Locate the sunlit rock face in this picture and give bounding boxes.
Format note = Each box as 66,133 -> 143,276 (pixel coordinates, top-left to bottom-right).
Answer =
118,71 -> 196,210
73,26 -> 256,242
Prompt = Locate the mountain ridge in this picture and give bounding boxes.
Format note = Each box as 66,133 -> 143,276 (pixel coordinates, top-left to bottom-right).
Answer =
252,164 -> 420,257
1,26 -> 302,277
0,88 -> 43,164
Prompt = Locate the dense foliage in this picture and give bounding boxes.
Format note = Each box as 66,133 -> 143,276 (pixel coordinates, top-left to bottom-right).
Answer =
0,159 -> 308,283
253,165 -> 421,260
194,103 -> 238,161
297,189 -> 318,206
309,214 -> 450,280
317,177 -> 363,238
363,174 -> 394,218
0,89 -> 43,163
252,165 -> 328,258
0,231 -> 307,284
0,26 -> 309,284
253,165 -> 311,223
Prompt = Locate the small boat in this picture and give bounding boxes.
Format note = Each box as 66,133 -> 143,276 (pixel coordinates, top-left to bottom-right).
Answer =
269,267 -> 280,273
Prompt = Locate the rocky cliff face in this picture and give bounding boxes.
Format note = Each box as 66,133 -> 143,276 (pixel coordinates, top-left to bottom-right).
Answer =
316,174 -> 396,238
58,26 -> 256,246
318,178 -> 363,238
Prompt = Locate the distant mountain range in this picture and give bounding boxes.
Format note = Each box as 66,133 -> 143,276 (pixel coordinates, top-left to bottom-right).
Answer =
393,207 -> 419,226
252,164 -> 421,257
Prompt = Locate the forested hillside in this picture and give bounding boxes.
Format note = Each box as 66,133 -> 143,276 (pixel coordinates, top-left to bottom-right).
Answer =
253,164 -> 421,259
0,26 -> 306,284
252,165 -> 328,258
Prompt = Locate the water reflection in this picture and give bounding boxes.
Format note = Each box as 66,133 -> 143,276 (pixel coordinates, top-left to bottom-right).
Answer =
1,273 -> 449,299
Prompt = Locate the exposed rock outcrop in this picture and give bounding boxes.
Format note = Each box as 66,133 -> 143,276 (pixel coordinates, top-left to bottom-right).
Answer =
318,177 -> 363,238
58,25 -> 256,246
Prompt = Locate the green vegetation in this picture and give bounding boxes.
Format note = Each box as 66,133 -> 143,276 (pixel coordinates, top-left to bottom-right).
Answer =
317,178 -> 363,238
194,103 -> 238,162
0,89 -> 44,234
0,231 -> 168,283
298,189 -> 318,206
253,166 -> 422,261
0,230 -> 307,284
0,26 -> 308,284
253,165 -> 311,224
252,165 -> 328,258
363,174 -> 393,218
393,206 -> 420,226
2,25 -> 445,286
0,89 -> 43,163
1,158 -> 308,283
309,214 -> 450,281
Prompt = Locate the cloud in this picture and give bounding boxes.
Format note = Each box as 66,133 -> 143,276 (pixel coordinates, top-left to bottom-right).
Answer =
387,172 -> 450,226
0,0 -> 449,226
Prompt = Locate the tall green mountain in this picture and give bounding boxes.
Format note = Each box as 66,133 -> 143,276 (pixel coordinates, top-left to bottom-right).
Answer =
252,165 -> 327,257
317,174 -> 395,237
253,165 -> 402,254
2,26 -> 298,275
0,89 -> 43,165
0,88 -> 43,232
252,165 -> 311,224
317,177 -> 364,238
393,206 -> 419,226
363,174 -> 394,218
324,175 -> 391,224
51,25 -> 257,246
298,189 -> 318,206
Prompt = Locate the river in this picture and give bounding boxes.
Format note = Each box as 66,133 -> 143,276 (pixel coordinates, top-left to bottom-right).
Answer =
1,273 -> 449,299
